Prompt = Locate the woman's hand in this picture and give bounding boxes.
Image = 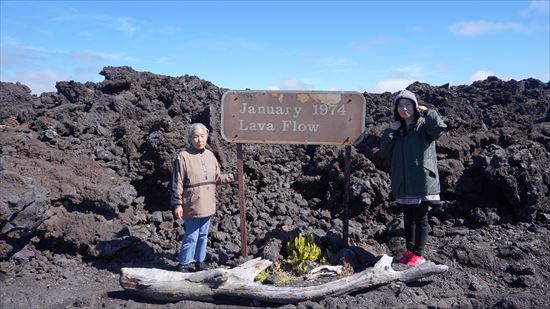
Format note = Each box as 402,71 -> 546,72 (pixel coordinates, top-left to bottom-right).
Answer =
417,105 -> 428,112
390,121 -> 401,130
174,205 -> 183,220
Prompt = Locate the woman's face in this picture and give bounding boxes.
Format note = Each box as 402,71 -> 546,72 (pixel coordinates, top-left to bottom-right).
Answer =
191,128 -> 207,150
397,99 -> 415,121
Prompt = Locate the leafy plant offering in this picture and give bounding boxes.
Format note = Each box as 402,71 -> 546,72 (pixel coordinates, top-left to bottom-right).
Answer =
255,233 -> 329,283
286,233 -> 326,275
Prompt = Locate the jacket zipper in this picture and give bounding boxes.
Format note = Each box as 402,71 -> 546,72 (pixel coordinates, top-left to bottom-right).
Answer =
399,132 -> 407,194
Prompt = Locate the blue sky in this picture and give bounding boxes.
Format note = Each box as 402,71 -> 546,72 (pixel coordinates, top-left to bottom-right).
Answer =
1,1 -> 549,94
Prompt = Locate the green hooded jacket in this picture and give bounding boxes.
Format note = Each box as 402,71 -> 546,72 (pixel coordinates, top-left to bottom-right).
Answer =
380,109 -> 447,198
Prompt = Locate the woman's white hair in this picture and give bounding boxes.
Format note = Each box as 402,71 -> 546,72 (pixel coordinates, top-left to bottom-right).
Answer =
187,123 -> 209,142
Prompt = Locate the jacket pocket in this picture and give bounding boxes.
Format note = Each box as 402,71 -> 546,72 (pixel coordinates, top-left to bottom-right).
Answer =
183,188 -> 199,204
423,162 -> 437,179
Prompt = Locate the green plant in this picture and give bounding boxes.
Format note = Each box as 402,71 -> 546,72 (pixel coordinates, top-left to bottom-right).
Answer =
286,233 -> 323,275
254,261 -> 286,283
255,269 -> 270,283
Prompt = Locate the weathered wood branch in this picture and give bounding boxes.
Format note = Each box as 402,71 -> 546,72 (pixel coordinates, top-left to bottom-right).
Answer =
120,255 -> 448,304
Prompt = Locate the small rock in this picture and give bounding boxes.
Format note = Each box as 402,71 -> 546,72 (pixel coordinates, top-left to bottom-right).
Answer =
10,245 -> 35,264
149,211 -> 163,224
262,238 -> 282,262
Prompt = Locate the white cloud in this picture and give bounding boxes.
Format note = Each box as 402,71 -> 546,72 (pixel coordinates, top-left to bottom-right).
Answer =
521,1 -> 550,17
376,79 -> 416,93
3,36 -> 66,55
68,49 -> 134,63
279,78 -> 312,90
371,64 -> 426,92
1,44 -> 44,69
268,82 -> 338,91
1,35 -> 134,94
2,35 -> 45,51
53,10 -> 137,36
449,20 -> 527,36
10,70 -> 69,94
470,70 -> 497,82
115,17 -> 136,35
393,64 -> 424,76
380,64 -> 426,81
297,53 -> 354,67
2,36 -> 48,52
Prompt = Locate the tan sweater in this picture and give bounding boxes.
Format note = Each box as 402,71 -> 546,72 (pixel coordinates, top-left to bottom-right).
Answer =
171,147 -> 235,218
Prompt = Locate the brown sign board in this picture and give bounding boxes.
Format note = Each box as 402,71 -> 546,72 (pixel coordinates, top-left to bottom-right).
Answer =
221,90 -> 366,145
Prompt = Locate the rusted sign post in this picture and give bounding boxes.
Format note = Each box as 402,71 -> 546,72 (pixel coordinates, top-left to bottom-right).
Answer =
221,91 -> 365,256
343,145 -> 351,244
235,144 -> 247,257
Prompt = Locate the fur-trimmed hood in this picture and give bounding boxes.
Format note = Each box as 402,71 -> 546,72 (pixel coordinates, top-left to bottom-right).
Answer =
394,89 -> 420,122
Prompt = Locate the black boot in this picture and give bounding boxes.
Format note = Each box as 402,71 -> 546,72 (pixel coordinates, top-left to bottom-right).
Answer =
195,261 -> 206,272
176,263 -> 194,273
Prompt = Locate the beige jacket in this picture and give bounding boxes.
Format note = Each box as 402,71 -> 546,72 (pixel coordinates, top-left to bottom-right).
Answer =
171,147 -> 235,218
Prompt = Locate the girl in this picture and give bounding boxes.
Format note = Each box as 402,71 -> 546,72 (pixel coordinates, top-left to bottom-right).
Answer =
380,90 -> 447,266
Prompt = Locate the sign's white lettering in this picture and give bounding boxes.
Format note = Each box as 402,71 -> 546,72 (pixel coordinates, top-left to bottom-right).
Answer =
281,120 -> 320,132
313,104 -> 347,116
238,120 -> 276,131
222,91 -> 365,145
239,103 -> 303,119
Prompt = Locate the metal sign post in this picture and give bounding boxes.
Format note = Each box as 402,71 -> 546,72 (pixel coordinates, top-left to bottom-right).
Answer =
221,91 -> 366,255
236,143 -> 248,257
343,145 -> 351,245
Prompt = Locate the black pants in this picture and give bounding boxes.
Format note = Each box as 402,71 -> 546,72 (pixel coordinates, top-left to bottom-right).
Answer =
400,202 -> 430,256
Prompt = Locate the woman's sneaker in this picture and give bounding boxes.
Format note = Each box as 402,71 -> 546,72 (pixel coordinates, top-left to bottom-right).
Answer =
399,250 -> 414,264
195,261 -> 207,272
406,254 -> 426,266
176,263 -> 195,272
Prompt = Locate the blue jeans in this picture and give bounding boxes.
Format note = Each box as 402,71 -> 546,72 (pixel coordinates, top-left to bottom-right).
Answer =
178,216 -> 211,265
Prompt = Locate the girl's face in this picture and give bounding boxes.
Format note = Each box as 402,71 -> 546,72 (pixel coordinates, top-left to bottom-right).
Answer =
397,99 -> 415,121
191,128 -> 207,150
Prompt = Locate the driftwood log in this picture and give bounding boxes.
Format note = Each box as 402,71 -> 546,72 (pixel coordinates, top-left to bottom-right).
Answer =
120,255 -> 448,304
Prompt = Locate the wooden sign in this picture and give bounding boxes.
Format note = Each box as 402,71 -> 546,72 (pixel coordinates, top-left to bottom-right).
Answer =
221,91 -> 366,145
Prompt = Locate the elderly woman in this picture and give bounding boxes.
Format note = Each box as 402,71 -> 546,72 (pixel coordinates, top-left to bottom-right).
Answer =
171,123 -> 235,272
